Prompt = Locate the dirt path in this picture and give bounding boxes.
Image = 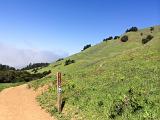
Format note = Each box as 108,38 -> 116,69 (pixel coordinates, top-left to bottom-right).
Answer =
0,84 -> 56,120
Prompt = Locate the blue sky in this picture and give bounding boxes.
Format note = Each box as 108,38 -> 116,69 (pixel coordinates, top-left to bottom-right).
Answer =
0,0 -> 159,67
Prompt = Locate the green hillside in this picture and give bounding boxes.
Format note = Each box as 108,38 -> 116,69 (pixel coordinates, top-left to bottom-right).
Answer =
29,26 -> 160,120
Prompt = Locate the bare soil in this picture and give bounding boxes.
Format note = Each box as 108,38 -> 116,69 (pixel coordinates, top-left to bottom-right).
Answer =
0,84 -> 56,120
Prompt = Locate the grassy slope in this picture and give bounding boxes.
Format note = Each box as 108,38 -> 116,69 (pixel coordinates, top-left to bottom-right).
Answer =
29,26 -> 160,120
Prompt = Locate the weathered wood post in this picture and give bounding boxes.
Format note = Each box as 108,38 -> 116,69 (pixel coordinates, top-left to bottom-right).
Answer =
57,72 -> 62,113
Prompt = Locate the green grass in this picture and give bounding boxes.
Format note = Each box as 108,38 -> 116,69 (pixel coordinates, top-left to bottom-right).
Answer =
29,25 -> 160,120
0,82 -> 25,92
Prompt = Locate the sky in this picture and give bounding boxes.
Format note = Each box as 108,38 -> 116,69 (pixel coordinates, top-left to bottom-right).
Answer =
0,0 -> 159,68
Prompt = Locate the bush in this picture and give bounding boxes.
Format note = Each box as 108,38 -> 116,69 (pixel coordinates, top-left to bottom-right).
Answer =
0,64 -> 15,71
21,63 -> 49,70
98,101 -> 104,107
126,27 -> 138,33
114,36 -> 120,39
64,59 -> 75,66
142,35 -> 154,44
121,35 -> 128,42
103,36 -> 113,41
56,58 -> 64,62
109,89 -> 144,119
42,70 -> 51,76
0,70 -> 51,83
82,44 -> 91,51
32,68 -> 38,73
150,27 -> 154,32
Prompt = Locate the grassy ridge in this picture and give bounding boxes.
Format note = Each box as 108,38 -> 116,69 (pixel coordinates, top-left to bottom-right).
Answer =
29,26 -> 160,119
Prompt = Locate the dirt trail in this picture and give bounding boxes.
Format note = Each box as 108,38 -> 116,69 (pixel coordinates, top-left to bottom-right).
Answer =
0,84 -> 55,120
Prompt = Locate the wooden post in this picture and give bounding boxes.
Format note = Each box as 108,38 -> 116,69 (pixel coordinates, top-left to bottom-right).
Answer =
57,72 -> 62,113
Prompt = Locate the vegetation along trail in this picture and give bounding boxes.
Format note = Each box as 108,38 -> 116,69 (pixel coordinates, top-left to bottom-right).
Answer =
0,84 -> 55,120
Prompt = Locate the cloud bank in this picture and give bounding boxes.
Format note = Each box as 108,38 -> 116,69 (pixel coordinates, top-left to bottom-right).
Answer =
0,43 -> 67,68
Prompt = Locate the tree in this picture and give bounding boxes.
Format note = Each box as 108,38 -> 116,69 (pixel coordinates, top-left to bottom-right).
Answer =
121,35 -> 128,42
82,44 -> 91,51
126,27 -> 138,33
150,27 -> 154,32
103,36 -> 113,41
0,64 -> 15,71
21,63 -> 49,70
64,59 -> 75,66
0,69 -> 52,83
56,58 -> 64,62
142,35 -> 153,44
114,36 -> 120,39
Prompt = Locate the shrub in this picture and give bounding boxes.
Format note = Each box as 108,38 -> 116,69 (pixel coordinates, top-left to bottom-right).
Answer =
114,36 -> 120,39
126,27 -> 138,33
0,70 -> 51,83
56,58 -> 64,62
42,70 -> 51,76
103,39 -> 106,42
109,89 -> 144,119
0,64 -> 15,70
121,35 -> 128,42
150,27 -> 154,32
32,68 -> 38,73
107,36 -> 113,40
140,33 -> 143,36
103,36 -> 113,41
82,44 -> 91,51
142,35 -> 154,44
64,59 -> 75,66
21,63 -> 49,70
109,100 -> 124,119
98,101 -> 104,107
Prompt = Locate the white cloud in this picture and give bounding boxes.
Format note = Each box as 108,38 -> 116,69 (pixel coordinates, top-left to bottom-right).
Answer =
0,42 -> 68,68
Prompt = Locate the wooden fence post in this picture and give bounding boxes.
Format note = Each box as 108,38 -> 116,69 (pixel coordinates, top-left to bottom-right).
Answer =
57,72 -> 62,113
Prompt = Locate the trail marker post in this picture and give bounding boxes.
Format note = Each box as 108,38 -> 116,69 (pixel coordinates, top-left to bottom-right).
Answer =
57,72 -> 62,113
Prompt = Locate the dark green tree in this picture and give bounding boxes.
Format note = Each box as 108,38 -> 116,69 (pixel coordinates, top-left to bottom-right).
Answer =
121,35 -> 128,42
82,44 -> 91,51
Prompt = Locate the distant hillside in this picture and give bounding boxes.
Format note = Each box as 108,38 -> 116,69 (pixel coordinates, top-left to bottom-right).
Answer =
0,63 -> 51,83
0,64 -> 15,71
21,63 -> 49,70
29,25 -> 160,120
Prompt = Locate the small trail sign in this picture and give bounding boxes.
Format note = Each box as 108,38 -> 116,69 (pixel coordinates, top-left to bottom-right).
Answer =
57,72 -> 62,113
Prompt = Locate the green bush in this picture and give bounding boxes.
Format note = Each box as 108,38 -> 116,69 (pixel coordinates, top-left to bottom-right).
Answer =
114,36 -> 120,39
121,35 -> 128,42
150,27 -> 154,32
32,68 -> 38,73
142,35 -> 153,44
109,89 -> 145,119
56,58 -> 64,62
42,70 -> 51,76
103,36 -> 113,41
64,59 -> 75,66
0,64 -> 15,70
21,63 -> 49,70
0,70 -> 51,83
82,44 -> 91,51
126,27 -> 138,32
